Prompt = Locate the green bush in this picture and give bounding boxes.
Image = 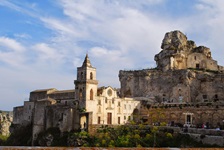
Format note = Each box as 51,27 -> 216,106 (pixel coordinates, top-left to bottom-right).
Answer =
0,134 -> 8,146
5,124 -> 32,146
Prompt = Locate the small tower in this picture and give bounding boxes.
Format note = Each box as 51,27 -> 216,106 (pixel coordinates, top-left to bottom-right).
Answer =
74,54 -> 98,110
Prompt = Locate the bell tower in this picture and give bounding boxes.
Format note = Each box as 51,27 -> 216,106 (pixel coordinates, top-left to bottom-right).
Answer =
74,54 -> 98,110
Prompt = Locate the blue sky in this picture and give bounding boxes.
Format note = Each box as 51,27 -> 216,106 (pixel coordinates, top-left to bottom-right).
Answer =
0,0 -> 224,111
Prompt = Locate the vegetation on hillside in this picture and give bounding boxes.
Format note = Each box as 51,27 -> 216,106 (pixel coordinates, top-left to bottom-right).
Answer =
1,124 -> 221,147
5,124 -> 32,146
33,125 -> 221,147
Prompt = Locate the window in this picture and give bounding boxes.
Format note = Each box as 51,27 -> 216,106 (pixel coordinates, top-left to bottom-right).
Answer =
61,113 -> 64,121
81,72 -> 84,79
98,100 -> 101,105
29,105 -> 31,110
215,94 -> 218,99
214,94 -> 219,102
187,115 -> 191,124
107,89 -> 112,96
124,116 -> 126,120
112,99 -> 114,104
118,117 -> 120,124
203,95 -> 207,99
194,56 -> 197,60
105,98 -> 107,103
90,72 -> 93,80
118,102 -> 120,106
90,89 -> 93,100
203,95 -> 208,102
124,104 -> 126,109
79,89 -> 83,99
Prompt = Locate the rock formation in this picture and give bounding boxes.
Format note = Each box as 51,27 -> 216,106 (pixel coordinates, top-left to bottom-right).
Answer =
0,111 -> 13,136
119,30 -> 224,103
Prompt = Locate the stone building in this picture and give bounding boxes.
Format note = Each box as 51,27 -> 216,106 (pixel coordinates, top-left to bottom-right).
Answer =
13,30 -> 224,143
13,54 -> 140,144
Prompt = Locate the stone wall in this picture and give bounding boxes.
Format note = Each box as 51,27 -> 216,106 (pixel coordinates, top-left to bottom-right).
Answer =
138,104 -> 224,128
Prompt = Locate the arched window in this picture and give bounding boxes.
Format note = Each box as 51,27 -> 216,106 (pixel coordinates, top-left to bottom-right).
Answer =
79,89 -> 83,99
90,72 -> 93,80
90,89 -> 93,100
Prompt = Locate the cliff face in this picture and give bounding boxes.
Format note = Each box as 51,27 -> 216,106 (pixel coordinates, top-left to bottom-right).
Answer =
119,30 -> 224,103
0,111 -> 13,136
119,69 -> 224,103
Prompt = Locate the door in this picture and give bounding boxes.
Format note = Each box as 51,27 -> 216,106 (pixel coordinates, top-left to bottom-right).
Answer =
107,113 -> 112,124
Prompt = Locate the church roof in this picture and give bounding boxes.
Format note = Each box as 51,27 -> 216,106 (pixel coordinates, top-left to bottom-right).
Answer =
31,88 -> 57,93
49,89 -> 75,94
82,54 -> 92,67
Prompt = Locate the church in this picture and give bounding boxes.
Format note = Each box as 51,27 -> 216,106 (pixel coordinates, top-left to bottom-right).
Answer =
13,54 -> 140,143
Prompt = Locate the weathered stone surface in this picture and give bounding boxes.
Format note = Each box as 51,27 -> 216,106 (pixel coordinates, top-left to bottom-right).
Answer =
119,69 -> 224,104
0,111 -> 13,136
161,30 -> 189,50
120,30 -> 224,103
154,30 -> 223,72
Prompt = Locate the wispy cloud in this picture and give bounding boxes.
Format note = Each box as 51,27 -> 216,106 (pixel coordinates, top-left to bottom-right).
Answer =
0,37 -> 25,52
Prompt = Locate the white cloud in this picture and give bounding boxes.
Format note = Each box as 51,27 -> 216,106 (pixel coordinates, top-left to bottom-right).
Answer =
0,37 -> 25,52
0,37 -> 27,67
14,33 -> 31,39
32,43 -> 64,62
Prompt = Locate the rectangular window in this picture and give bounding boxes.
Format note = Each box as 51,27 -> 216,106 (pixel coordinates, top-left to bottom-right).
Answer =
203,95 -> 208,102
124,104 -> 126,109
112,99 -> 114,104
98,100 -> 101,105
118,102 -> 120,106
105,98 -> 107,103
203,95 -> 207,99
215,94 -> 218,99
61,113 -> 63,121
